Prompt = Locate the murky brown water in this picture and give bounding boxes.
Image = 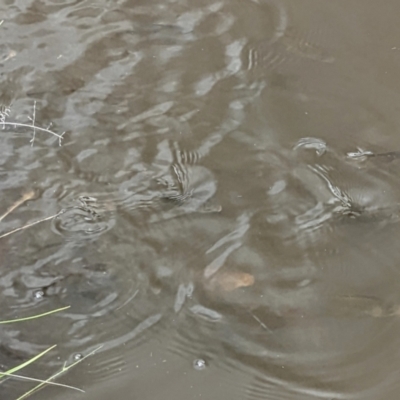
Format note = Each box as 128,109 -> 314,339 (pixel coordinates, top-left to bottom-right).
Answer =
2,0 -> 400,399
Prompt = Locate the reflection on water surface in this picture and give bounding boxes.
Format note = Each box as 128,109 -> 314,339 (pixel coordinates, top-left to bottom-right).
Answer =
2,1 -> 400,399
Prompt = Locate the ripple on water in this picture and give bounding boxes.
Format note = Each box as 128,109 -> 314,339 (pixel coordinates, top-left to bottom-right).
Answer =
261,138 -> 400,255
259,152 -> 400,398
243,0 -> 335,85
187,282 -> 400,400
52,205 -> 115,240
155,138 -> 400,400
4,0 -> 400,398
0,223 -> 165,385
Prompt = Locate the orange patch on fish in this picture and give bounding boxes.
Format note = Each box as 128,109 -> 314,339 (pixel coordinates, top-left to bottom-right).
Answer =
209,271 -> 255,292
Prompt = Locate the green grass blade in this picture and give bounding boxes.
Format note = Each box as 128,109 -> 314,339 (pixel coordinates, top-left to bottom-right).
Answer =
1,372 -> 83,392
0,306 -> 70,324
14,345 -> 103,400
0,345 -> 57,378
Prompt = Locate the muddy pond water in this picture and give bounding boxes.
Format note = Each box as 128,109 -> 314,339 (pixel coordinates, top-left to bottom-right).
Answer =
2,1 -> 400,399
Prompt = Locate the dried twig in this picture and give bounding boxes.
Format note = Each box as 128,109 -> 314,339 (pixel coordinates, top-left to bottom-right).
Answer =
0,190 -> 35,223
0,103 -> 65,145
0,209 -> 64,240
2,49 -> 16,63
28,101 -> 37,146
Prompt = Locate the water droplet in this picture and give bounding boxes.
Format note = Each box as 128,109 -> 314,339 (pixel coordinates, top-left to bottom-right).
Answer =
33,290 -> 44,299
73,353 -> 83,361
193,358 -> 206,370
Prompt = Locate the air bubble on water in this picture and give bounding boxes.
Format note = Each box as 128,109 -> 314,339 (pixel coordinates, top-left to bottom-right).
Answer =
193,358 -> 206,370
73,353 -> 83,361
33,290 -> 44,299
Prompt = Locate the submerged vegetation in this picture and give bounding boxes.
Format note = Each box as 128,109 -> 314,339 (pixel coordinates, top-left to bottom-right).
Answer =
0,102 -> 65,146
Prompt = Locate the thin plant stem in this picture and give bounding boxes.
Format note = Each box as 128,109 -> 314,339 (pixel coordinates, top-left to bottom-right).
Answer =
1,345 -> 57,378
1,372 -> 83,393
0,210 -> 64,240
28,101 -> 37,146
0,190 -> 35,223
1,122 -> 64,140
15,345 -> 103,400
0,103 -> 65,145
0,306 -> 70,324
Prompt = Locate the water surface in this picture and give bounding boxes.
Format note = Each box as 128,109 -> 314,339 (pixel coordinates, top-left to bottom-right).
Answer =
2,1 -> 400,399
